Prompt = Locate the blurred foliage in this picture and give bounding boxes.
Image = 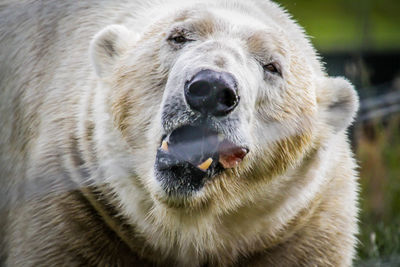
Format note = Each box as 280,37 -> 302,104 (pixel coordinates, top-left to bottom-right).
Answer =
354,115 -> 400,265
276,0 -> 400,52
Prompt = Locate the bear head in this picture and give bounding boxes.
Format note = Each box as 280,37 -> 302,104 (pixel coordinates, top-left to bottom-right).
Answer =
89,0 -> 358,214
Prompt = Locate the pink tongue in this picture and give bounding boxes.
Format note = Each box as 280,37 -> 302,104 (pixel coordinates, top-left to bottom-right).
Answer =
218,141 -> 248,169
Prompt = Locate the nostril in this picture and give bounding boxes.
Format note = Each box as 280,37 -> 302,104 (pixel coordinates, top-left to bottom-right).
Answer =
217,88 -> 237,109
188,81 -> 211,97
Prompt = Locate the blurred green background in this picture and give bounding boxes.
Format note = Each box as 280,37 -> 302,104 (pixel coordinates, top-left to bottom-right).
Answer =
278,0 -> 400,52
276,0 -> 400,266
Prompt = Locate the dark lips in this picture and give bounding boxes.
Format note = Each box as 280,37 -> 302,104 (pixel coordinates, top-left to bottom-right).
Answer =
154,124 -> 249,194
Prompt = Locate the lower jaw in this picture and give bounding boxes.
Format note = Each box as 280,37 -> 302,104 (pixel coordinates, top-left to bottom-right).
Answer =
154,165 -> 223,196
154,147 -> 224,196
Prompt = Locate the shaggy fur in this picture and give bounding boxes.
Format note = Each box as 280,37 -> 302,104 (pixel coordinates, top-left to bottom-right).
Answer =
0,0 -> 359,266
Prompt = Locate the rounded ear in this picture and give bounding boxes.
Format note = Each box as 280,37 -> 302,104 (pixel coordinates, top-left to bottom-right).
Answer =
90,24 -> 135,78
317,77 -> 359,132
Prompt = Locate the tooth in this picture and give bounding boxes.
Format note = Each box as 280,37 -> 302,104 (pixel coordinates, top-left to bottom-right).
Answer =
197,158 -> 213,171
161,140 -> 168,151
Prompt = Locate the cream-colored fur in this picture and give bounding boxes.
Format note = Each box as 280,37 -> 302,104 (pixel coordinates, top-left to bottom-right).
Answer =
0,0 -> 359,266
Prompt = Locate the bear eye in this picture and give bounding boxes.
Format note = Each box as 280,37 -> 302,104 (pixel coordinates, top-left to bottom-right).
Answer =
171,35 -> 188,44
168,32 -> 193,46
263,63 -> 281,76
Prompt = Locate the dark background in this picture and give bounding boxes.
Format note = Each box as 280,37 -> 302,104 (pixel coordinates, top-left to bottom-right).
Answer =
276,0 -> 400,265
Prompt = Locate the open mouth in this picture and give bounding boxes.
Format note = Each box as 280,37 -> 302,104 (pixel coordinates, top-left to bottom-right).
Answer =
155,124 -> 248,194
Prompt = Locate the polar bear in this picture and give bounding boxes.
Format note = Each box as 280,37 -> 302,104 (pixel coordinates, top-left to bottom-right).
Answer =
0,0 -> 359,266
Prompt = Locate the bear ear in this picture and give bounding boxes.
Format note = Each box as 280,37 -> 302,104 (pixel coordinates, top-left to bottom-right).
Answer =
90,24 -> 134,78
317,76 -> 359,132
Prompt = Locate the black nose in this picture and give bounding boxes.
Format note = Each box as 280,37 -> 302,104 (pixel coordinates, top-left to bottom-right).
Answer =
184,70 -> 239,116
